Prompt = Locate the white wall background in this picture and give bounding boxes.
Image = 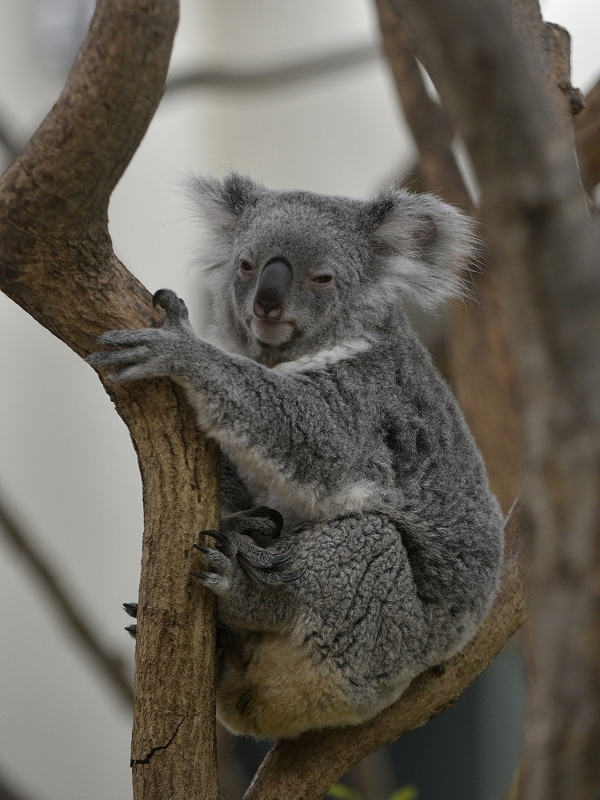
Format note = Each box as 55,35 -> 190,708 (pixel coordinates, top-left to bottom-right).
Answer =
0,1 -> 597,798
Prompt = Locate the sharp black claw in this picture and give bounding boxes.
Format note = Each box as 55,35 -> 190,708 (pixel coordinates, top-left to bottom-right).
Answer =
152,289 -> 172,309
192,543 -> 212,555
201,529 -> 227,544
123,602 -> 138,618
269,551 -> 293,567
125,624 -> 137,638
279,566 -> 307,583
191,570 -> 211,580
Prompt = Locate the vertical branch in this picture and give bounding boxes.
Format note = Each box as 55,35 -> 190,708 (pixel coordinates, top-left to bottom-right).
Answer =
394,0 -> 600,797
0,1 -> 220,797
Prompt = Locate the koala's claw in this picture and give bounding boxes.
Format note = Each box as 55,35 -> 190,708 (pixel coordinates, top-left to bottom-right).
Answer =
192,569 -> 230,595
152,289 -> 190,326
125,624 -> 137,638
193,543 -> 230,572
201,529 -> 228,545
192,526 -> 304,593
277,566 -> 307,583
123,602 -> 138,618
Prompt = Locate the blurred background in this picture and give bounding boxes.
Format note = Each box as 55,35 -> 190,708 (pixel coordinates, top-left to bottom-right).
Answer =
0,1 -> 597,798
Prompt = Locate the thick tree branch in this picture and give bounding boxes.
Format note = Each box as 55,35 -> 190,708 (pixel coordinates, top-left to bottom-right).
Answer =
0,489 -> 133,708
576,78 -> 600,192
394,0 -> 600,796
0,1 -> 219,798
245,501 -> 529,800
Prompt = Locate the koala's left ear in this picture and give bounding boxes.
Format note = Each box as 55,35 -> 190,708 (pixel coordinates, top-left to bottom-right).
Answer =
369,190 -> 477,309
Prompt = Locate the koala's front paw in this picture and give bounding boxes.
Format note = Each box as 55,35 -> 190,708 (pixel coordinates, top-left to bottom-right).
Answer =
191,526 -> 305,595
85,289 -> 195,383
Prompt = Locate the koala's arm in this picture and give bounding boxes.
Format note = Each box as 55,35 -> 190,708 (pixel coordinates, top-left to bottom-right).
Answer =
87,291 -> 372,499
221,452 -> 252,513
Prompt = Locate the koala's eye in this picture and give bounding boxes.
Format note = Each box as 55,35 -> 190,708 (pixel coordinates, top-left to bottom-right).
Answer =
238,259 -> 255,276
310,273 -> 334,286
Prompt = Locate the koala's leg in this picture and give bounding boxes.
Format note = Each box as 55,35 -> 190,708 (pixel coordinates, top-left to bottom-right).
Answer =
211,510 -> 494,739
192,517 -> 304,631
205,512 -> 426,738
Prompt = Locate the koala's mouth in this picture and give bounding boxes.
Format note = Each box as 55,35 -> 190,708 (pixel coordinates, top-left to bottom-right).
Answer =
250,316 -> 296,346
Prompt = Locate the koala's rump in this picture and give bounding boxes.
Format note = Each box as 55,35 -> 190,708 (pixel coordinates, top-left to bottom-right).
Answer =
216,630 -> 394,739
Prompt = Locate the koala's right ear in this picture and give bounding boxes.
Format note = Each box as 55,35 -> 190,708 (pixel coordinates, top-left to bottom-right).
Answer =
368,189 -> 477,310
188,172 -> 264,266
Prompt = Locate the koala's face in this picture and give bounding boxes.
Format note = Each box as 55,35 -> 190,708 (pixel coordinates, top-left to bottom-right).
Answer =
191,172 -> 476,361
229,198 -> 366,351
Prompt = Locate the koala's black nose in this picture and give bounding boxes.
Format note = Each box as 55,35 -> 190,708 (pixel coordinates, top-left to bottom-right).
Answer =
253,259 -> 293,321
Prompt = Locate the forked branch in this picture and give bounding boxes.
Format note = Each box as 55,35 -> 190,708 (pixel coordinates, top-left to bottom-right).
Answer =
0,2 -> 219,798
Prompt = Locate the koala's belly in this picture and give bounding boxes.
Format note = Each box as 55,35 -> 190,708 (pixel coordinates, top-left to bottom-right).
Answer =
216,631 -> 375,739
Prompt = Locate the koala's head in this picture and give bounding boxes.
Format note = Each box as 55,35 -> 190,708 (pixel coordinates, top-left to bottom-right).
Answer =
190,172 -> 475,363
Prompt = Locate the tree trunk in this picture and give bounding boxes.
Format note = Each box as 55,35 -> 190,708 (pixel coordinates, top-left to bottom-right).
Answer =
394,0 -> 600,795
0,1 -> 219,797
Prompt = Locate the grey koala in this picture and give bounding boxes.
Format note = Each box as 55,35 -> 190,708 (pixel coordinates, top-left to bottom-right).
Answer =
88,173 -> 504,739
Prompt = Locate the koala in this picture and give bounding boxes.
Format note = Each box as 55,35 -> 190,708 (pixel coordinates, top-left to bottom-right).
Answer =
88,172 -> 504,740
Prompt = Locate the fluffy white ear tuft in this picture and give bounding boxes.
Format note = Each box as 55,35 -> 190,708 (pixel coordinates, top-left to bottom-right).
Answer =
371,190 -> 478,309
187,172 -> 264,268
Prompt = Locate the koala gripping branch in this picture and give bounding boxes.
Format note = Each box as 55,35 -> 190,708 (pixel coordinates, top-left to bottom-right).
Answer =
245,501 -> 529,800
0,1 -> 220,799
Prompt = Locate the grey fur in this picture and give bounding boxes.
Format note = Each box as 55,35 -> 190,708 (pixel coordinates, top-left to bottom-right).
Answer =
88,173 -> 503,739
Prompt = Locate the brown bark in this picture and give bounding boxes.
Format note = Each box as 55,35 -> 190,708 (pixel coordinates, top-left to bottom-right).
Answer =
576,79 -> 600,192
0,1 -> 219,798
245,501 -> 529,800
394,0 -> 600,797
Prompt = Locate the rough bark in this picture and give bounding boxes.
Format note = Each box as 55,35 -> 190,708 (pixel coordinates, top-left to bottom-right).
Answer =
576,79 -> 600,193
0,1 -> 219,798
245,502 -> 529,800
394,0 -> 600,797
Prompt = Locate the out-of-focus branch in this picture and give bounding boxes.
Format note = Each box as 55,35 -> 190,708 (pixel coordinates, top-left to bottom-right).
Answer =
0,115 -> 19,161
576,78 -> 600,192
245,501 -> 529,800
0,769 -> 39,800
0,489 -> 133,708
394,1 -> 600,797
165,42 -> 380,95
375,0 -> 472,212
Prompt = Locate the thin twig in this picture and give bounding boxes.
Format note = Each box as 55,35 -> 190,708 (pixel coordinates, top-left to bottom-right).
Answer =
0,770 -> 38,800
0,489 -> 133,708
0,113 -> 20,161
165,42 -> 380,95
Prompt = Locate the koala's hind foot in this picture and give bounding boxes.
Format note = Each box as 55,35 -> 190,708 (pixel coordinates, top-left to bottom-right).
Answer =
192,522 -> 305,596
123,602 -> 138,638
